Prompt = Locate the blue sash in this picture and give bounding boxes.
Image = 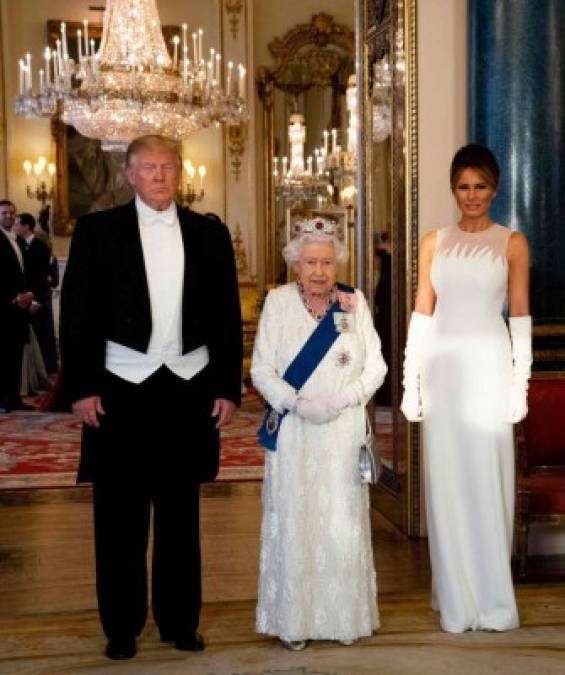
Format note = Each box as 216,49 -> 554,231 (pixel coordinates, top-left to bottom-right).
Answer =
258,283 -> 354,451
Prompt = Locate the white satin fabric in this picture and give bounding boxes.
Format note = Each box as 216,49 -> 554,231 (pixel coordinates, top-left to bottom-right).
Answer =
251,283 -> 387,642
422,223 -> 519,633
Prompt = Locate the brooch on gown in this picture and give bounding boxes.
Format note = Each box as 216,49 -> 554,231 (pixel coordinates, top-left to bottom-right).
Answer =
335,349 -> 352,367
265,408 -> 279,434
333,312 -> 355,333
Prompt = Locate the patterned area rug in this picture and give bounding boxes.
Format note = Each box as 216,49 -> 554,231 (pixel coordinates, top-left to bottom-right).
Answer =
0,389 -> 266,489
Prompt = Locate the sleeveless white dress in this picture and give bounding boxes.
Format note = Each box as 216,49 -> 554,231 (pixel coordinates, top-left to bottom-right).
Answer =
251,283 -> 387,642
422,223 -> 519,633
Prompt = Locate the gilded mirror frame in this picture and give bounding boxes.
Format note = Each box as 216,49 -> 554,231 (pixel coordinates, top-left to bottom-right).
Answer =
359,0 -> 420,535
257,13 -> 355,287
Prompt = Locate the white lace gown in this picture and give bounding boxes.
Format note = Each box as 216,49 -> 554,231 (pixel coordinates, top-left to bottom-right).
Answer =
422,223 -> 519,633
251,283 -> 387,642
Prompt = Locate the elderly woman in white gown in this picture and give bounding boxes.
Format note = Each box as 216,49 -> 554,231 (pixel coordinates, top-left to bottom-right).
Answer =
251,219 -> 387,650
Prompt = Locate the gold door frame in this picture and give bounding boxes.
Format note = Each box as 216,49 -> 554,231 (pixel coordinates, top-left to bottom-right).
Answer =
359,0 -> 420,535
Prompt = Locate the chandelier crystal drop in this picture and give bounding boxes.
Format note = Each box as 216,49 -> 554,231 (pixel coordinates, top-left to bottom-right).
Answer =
14,0 -> 248,151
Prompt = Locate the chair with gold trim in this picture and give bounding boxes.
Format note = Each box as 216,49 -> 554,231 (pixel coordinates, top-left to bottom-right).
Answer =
515,377 -> 565,578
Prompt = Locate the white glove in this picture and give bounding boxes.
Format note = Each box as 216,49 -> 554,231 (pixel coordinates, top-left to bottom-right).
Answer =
507,316 -> 532,423
296,396 -> 340,425
400,312 -> 432,422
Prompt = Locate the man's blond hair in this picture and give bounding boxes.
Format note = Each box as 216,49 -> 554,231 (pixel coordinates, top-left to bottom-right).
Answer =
125,135 -> 182,167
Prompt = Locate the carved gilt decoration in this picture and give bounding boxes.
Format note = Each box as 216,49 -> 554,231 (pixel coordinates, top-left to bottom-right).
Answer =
225,0 -> 244,40
226,123 -> 247,182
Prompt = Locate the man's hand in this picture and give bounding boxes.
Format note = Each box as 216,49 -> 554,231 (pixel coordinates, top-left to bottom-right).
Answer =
13,291 -> 34,309
211,398 -> 236,429
72,396 -> 106,428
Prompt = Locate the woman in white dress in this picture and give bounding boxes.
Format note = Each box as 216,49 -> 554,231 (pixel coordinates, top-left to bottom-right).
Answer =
251,219 -> 387,650
401,144 -> 531,633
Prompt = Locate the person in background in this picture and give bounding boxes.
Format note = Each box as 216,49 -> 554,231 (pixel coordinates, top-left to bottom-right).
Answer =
15,212 -> 58,375
0,199 -> 33,412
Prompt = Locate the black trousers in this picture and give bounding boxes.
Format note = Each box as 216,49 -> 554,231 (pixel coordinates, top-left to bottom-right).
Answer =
89,366 -> 218,641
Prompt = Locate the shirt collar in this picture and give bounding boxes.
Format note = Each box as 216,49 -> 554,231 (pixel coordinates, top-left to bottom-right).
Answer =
135,195 -> 177,227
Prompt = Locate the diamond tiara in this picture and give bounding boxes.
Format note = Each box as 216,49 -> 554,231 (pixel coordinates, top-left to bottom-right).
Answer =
291,217 -> 340,238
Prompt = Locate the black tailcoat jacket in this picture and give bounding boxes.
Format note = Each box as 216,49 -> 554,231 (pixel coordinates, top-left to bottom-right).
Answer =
60,200 -> 243,483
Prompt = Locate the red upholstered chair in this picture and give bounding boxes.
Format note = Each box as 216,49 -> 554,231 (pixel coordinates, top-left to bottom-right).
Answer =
515,377 -> 565,578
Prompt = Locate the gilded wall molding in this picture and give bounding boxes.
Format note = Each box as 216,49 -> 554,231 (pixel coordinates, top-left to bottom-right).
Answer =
225,0 -> 243,40
227,122 -> 247,182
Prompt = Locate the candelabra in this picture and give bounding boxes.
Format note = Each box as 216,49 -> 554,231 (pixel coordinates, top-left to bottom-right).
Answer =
23,156 -> 56,237
179,159 -> 206,207
14,0 -> 249,151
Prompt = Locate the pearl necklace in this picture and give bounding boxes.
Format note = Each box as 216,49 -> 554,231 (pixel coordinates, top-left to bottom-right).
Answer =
297,280 -> 336,321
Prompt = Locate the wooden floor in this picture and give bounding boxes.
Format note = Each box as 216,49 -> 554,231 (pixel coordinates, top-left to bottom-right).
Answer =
1,483 -> 565,674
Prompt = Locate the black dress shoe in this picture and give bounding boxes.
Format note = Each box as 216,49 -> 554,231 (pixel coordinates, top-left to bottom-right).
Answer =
105,638 -> 137,660
173,632 -> 205,652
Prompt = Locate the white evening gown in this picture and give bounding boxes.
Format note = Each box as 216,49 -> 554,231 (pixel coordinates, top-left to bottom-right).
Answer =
422,223 -> 519,633
251,283 -> 387,642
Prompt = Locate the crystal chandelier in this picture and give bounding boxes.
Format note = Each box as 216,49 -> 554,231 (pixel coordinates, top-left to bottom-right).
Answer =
273,113 -> 329,201
372,56 -> 392,143
14,0 -> 248,151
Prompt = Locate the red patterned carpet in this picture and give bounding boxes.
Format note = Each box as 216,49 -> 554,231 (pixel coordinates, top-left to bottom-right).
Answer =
0,389 -> 266,489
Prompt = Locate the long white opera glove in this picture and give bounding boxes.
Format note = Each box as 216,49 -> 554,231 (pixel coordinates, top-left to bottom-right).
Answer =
400,312 -> 432,422
507,316 -> 532,423
296,396 -> 341,425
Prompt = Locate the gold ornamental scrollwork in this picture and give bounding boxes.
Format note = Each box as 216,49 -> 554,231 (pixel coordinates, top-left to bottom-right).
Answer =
226,122 -> 247,182
231,222 -> 249,277
225,0 -> 244,40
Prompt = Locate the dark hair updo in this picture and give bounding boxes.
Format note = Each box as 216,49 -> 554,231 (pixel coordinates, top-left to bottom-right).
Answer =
18,212 -> 37,231
450,144 -> 500,190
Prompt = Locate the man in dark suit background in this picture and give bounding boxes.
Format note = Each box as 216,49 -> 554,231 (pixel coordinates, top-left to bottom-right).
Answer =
60,135 -> 242,660
15,212 -> 58,374
0,199 -> 33,412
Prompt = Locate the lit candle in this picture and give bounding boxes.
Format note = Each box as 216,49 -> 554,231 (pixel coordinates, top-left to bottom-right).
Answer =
18,60 -> 24,96
83,20 -> 89,57
187,163 -> 195,185
39,69 -> 45,93
226,61 -> 233,96
238,65 -> 246,99
314,148 -> 319,175
25,53 -> 32,92
61,22 -> 68,60
182,23 -> 188,56
282,156 -> 288,176
172,35 -> 180,68
198,29 -> 203,64
90,39 -> 95,57
23,160 -> 32,175
307,156 -> 313,175
215,53 -> 221,84
192,32 -> 197,64
273,157 -> 279,177
44,47 -> 51,86
47,163 -> 56,181
323,130 -> 329,155
198,165 -> 206,191
331,128 -> 337,154
56,39 -> 62,67
77,30 -> 83,62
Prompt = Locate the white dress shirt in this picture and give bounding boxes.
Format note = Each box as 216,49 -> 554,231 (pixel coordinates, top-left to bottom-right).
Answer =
105,196 -> 209,383
1,227 -> 23,269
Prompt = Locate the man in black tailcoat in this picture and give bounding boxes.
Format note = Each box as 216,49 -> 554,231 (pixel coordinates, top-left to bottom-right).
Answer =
60,135 -> 242,660
0,200 -> 33,412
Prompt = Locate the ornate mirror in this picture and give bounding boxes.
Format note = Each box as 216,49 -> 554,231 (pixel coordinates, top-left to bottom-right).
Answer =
257,13 -> 355,286
360,0 -> 420,534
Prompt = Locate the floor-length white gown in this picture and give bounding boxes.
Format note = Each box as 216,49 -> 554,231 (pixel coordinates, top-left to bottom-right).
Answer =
422,223 -> 519,633
251,283 -> 387,642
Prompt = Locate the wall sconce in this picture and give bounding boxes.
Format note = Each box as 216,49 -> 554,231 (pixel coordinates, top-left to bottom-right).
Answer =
180,158 -> 206,207
23,155 -> 55,208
